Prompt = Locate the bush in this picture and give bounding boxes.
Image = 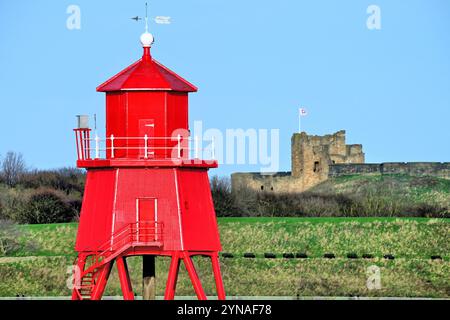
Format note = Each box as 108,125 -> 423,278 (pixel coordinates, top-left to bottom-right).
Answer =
20,168 -> 85,195
0,220 -> 38,256
0,164 -> 85,223
0,187 -> 28,221
407,203 -> 448,218
210,176 -> 239,217
0,220 -> 21,256
20,189 -> 77,224
232,190 -> 359,217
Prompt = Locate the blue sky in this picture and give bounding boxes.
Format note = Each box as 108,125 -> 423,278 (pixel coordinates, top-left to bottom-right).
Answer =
0,0 -> 449,177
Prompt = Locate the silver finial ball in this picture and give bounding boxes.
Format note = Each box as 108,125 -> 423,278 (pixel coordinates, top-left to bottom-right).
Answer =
140,32 -> 154,47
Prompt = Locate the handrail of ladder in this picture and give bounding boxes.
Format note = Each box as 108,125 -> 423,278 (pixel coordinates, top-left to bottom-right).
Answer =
80,222 -> 163,276
73,222 -> 163,296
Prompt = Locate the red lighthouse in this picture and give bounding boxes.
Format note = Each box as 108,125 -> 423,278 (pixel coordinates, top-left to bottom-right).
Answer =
72,30 -> 225,300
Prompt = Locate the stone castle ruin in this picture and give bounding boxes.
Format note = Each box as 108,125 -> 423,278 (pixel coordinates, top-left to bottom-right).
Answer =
231,130 -> 450,194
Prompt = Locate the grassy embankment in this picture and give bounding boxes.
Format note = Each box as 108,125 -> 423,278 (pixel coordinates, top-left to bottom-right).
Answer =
316,174 -> 450,213
0,217 -> 448,298
229,174 -> 450,218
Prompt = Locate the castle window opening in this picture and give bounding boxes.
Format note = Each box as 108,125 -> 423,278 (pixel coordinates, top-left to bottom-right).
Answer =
261,185 -> 264,191
314,161 -> 320,172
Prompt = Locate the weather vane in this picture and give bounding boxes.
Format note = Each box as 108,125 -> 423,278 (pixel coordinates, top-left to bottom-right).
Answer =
131,2 -> 171,29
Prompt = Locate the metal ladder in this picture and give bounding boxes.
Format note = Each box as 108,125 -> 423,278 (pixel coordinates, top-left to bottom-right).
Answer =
72,222 -> 163,300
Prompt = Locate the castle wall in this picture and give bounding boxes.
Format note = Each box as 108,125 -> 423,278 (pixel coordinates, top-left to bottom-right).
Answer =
345,145 -> 365,163
329,162 -> 450,179
328,163 -> 381,176
231,172 -> 305,194
291,134 -> 303,177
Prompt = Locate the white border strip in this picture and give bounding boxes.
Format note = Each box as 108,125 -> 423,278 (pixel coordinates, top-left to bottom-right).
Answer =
173,169 -> 184,250
111,168 -> 120,247
136,198 -> 140,241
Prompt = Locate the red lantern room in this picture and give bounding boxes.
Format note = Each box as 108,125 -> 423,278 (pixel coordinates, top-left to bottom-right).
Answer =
71,29 -> 225,300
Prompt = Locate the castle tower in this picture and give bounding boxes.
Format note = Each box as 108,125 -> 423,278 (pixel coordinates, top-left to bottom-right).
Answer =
291,130 -> 365,188
71,30 -> 225,300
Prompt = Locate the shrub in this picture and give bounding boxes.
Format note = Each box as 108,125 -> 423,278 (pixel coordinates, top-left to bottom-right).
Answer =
296,194 -> 341,217
20,168 -> 85,195
20,189 -> 77,224
0,187 -> 28,222
0,219 -> 39,256
409,176 -> 439,188
0,220 -> 21,256
210,176 -> 239,217
233,191 -> 356,217
408,203 -> 448,218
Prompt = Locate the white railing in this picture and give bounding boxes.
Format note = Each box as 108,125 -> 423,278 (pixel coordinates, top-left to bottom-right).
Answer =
74,129 -> 215,162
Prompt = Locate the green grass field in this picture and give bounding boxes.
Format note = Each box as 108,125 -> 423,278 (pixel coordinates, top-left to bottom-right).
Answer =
0,217 -> 449,298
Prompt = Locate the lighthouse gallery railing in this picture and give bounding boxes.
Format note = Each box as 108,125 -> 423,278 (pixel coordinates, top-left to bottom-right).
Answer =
74,128 -> 216,161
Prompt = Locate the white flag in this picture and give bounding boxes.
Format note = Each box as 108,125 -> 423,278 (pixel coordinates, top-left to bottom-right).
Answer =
155,16 -> 171,24
299,107 -> 308,117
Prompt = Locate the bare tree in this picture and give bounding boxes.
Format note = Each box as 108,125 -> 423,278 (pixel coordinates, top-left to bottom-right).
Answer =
210,175 -> 238,216
1,151 -> 26,187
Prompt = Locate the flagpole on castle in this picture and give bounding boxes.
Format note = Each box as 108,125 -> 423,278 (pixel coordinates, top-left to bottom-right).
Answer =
299,107 -> 307,133
299,113 -> 301,133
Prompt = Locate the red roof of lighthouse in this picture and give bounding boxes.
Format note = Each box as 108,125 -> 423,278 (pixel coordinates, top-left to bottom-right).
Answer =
97,45 -> 197,93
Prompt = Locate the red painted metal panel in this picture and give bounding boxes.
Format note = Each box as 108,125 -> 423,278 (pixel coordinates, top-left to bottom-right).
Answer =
166,93 -> 188,131
75,169 -> 116,251
96,49 -> 197,92
177,168 -> 221,251
126,91 -> 166,158
167,92 -> 189,159
105,92 -> 126,158
112,168 -> 182,251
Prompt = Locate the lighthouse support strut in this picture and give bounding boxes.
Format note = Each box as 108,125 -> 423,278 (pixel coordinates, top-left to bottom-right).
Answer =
211,253 -> 226,300
71,254 -> 87,300
163,251 -> 226,300
117,256 -> 135,300
164,251 -> 181,300
73,249 -> 225,300
182,251 -> 207,300
91,262 -> 113,300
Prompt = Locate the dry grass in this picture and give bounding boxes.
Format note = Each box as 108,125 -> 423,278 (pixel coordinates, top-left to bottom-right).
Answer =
219,218 -> 449,259
0,218 -> 448,297
0,256 -> 448,298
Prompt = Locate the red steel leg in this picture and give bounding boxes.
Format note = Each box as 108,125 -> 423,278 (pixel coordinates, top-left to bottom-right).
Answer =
182,252 -> 207,300
116,256 -> 135,300
164,251 -> 181,300
91,262 -> 113,300
211,252 -> 226,300
71,254 -> 86,300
